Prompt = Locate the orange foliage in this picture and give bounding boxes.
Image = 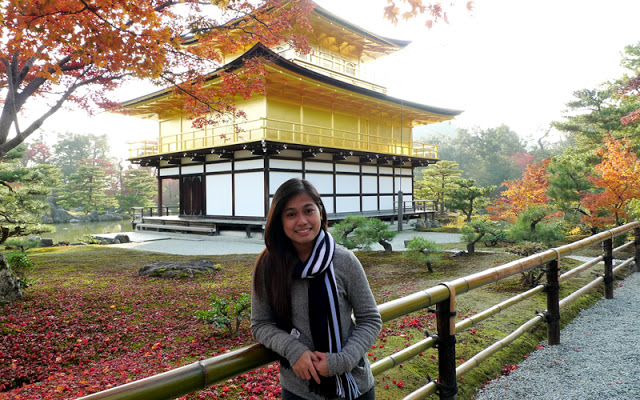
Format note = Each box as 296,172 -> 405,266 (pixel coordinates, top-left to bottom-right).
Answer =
0,0 -> 313,156
581,136 -> 640,227
487,158 -> 552,223
384,0 -> 474,28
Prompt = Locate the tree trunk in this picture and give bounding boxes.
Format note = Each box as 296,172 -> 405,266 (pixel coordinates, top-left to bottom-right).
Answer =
467,242 -> 475,254
378,239 -> 392,252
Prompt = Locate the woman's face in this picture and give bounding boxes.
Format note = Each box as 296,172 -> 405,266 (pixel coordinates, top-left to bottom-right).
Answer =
281,192 -> 322,260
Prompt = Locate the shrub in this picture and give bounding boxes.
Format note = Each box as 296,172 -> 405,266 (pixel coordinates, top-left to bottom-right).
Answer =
3,238 -> 39,251
195,293 -> 250,336
460,219 -> 505,254
332,216 -> 396,252
7,253 -> 37,289
507,207 -> 565,246
505,242 -> 546,288
403,237 -> 442,273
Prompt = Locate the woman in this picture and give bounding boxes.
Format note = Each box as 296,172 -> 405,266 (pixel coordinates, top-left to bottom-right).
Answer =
251,178 -> 382,400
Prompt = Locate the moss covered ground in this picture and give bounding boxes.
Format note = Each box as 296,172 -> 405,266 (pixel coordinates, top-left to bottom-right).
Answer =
0,241 -> 636,399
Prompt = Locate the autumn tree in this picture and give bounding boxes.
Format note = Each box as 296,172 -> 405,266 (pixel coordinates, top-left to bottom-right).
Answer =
581,136 -> 640,227
0,0 -> 314,158
487,158 -> 554,223
383,0 -> 475,29
414,160 -> 461,213
445,178 -> 495,222
24,140 -> 53,166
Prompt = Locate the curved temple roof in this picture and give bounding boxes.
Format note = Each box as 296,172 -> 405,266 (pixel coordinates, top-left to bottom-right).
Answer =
120,43 -> 462,124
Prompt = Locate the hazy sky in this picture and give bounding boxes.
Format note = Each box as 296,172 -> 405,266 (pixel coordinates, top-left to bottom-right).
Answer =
315,0 -> 640,140
34,0 -> 640,158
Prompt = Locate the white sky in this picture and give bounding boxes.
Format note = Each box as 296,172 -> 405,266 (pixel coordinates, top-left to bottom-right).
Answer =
34,0 -> 640,158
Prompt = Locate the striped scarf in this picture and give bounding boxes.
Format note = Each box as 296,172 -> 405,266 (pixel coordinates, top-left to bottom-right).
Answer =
294,229 -> 361,399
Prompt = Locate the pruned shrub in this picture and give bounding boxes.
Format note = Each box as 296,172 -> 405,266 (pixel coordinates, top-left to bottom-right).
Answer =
403,237 -> 442,272
507,207 -> 564,246
460,219 -> 505,254
331,216 -> 396,252
195,293 -> 250,336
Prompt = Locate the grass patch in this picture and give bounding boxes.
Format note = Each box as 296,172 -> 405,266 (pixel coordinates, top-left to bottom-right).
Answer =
0,242 -> 635,399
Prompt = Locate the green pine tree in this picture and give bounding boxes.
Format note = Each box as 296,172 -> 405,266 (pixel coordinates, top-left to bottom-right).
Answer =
0,145 -> 60,243
117,168 -> 157,211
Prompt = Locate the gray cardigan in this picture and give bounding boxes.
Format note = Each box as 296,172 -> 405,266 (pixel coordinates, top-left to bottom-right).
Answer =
251,246 -> 382,399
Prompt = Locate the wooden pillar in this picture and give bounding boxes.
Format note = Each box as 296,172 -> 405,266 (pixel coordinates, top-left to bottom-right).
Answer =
436,283 -> 457,400
603,238 -> 614,299
157,176 -> 163,217
546,260 -> 561,345
397,191 -> 403,232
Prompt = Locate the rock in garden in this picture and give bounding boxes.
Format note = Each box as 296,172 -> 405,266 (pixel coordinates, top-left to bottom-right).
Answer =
0,254 -> 22,302
53,208 -> 74,223
138,260 -> 221,278
114,234 -> 130,243
40,238 -> 54,247
89,210 -> 100,221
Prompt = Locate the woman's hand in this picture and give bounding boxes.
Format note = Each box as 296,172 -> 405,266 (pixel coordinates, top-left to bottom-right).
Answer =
292,350 -> 321,383
312,351 -> 329,377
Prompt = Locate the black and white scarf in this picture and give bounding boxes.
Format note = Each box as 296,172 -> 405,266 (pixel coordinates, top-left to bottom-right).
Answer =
293,229 -> 361,399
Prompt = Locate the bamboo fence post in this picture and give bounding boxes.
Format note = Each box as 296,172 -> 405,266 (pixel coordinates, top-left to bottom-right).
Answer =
635,228 -> 640,273
546,259 -> 561,345
436,283 -> 457,400
604,238 -> 614,299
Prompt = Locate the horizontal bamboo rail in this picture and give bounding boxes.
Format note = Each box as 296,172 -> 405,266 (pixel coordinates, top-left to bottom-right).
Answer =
79,222 -> 640,400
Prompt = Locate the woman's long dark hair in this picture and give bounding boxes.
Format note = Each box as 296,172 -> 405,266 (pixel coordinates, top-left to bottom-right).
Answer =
253,178 -> 328,325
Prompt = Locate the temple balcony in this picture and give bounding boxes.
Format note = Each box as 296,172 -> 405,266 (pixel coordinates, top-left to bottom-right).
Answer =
128,117 -> 438,160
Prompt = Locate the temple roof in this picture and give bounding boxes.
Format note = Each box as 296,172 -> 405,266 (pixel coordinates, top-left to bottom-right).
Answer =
182,1 -> 411,62
120,43 -> 462,125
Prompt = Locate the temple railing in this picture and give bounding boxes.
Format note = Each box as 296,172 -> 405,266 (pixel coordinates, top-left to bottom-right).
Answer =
128,118 -> 438,160
79,221 -> 640,400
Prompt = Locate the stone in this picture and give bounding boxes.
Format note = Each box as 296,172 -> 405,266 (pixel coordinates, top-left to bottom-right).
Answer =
27,236 -> 41,242
89,211 -> 100,222
114,234 -> 130,244
101,213 -> 123,221
53,208 -> 74,223
138,261 -> 221,279
41,216 -> 54,224
40,238 -> 54,247
0,254 -> 22,302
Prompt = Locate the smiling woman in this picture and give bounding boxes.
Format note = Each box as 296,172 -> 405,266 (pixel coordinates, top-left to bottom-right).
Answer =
251,178 -> 382,399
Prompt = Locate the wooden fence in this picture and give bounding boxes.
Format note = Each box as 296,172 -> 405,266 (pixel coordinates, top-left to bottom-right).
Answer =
79,221 -> 640,400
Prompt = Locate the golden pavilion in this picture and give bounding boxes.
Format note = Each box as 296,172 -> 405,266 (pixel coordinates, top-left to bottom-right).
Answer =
122,2 -> 461,232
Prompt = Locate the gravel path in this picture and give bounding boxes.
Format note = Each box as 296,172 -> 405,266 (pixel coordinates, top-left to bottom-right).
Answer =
475,271 -> 640,400
102,226 -> 462,255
